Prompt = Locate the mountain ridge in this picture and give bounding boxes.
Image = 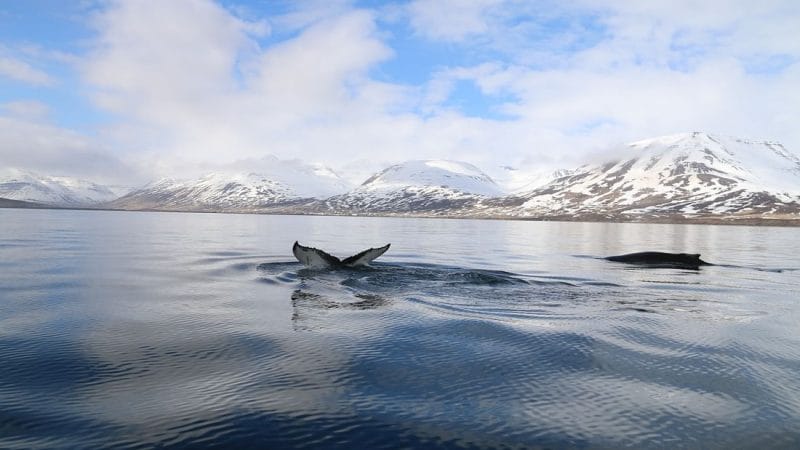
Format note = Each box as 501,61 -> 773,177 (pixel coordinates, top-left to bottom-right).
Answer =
320,160 -> 504,214
3,133 -> 799,224
492,132 -> 800,220
0,169 -> 125,206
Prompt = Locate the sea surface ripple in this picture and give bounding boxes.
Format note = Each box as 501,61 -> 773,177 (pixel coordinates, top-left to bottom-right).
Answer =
1,210 -> 799,449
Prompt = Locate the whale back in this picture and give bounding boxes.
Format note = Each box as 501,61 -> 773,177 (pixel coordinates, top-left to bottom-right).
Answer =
605,251 -> 710,268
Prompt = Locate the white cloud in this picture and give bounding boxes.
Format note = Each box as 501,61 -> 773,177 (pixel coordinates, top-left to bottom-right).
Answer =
80,0 -> 408,179
407,0 -> 504,42
0,54 -> 54,86
436,58 -> 800,169
403,0 -> 800,72
84,0 -> 253,116
1,100 -> 50,120
268,0 -> 356,32
0,115 -> 143,184
9,0 -> 791,187
399,0 -> 800,170
247,10 -> 394,122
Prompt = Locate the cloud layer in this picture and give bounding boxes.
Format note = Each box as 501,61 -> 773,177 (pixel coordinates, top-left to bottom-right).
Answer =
1,0 -> 798,186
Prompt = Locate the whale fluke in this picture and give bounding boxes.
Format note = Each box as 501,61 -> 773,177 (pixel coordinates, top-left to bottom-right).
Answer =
341,244 -> 391,267
605,252 -> 711,269
293,242 -> 390,269
293,242 -> 342,269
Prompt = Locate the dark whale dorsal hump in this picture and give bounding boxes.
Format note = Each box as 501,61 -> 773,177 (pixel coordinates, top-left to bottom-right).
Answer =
605,252 -> 710,268
293,242 -> 390,269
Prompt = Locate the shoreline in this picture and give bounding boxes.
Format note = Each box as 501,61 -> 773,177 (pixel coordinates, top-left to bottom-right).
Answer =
2,203 -> 798,227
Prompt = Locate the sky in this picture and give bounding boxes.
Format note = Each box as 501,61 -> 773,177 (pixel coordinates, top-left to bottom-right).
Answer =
1,0 -> 799,186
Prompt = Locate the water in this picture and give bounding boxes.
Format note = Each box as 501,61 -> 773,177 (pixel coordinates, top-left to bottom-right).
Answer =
1,209 -> 799,449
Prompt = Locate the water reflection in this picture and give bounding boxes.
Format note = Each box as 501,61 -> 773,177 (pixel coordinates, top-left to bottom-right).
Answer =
291,290 -> 388,310
291,290 -> 390,331
2,210 -> 800,449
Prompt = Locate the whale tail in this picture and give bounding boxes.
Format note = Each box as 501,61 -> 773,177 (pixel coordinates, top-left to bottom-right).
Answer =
293,242 -> 390,269
293,241 -> 341,269
341,244 -> 391,267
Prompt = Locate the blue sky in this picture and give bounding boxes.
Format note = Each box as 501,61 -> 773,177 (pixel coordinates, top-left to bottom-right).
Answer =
1,0 -> 799,184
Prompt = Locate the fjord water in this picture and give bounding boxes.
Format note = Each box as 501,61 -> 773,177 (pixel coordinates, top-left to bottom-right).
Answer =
1,209 -> 799,449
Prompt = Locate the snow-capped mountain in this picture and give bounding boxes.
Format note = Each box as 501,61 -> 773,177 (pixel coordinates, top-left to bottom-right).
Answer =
500,132 -> 800,219
0,169 -> 123,206
4,133 -> 799,224
509,168 -> 580,194
322,160 -> 504,213
109,165 -> 351,211
485,165 -> 578,193
226,156 -> 353,199
107,174 -> 296,210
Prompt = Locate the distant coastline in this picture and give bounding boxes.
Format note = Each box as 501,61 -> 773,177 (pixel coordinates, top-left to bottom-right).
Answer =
3,200 -> 797,227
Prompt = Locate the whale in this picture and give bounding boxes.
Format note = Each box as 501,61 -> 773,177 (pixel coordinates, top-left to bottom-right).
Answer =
605,252 -> 711,269
292,241 -> 390,269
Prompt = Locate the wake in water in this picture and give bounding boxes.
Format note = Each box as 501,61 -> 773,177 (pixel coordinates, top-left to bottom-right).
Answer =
257,261 -> 565,297
256,261 -> 629,329
255,256 -> 789,325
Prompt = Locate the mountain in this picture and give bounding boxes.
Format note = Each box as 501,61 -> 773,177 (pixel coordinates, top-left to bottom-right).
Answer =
109,162 -> 351,211
0,169 -> 123,207
108,174 -> 302,211
5,133 -> 799,224
509,168 -> 580,194
244,156 -> 352,198
495,132 -> 800,220
321,160 -> 504,214
0,197 -> 48,209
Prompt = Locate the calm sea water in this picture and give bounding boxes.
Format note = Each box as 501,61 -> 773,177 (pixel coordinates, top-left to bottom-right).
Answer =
1,209 -> 799,449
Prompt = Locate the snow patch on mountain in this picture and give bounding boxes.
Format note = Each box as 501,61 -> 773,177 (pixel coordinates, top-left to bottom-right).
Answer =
321,160 -> 504,213
626,133 -> 800,195
358,160 -> 503,196
513,132 -> 800,217
0,169 -> 122,206
509,168 -> 580,194
243,156 -> 352,198
110,161 -> 351,211
110,174 -> 290,210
